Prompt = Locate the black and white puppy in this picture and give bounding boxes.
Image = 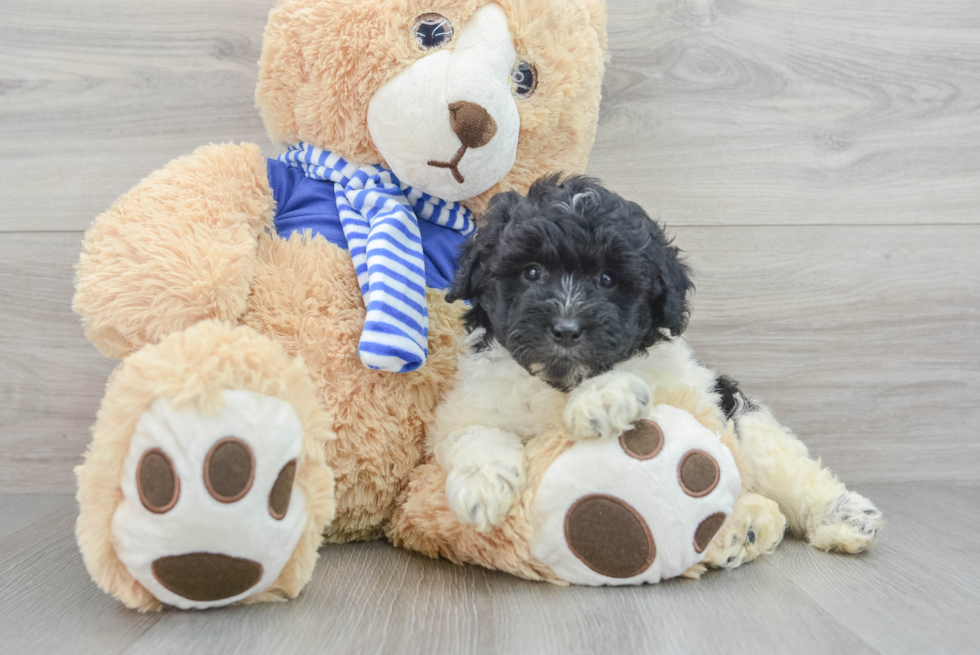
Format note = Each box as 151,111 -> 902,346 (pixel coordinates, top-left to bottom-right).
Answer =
430,176 -> 881,565
449,174 -> 692,392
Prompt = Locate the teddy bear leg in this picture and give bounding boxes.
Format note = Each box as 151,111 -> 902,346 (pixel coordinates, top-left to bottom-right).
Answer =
736,407 -> 883,554
390,402 -> 744,586
76,320 -> 336,611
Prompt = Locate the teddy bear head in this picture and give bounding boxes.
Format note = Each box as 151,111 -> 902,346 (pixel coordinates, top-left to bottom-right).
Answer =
256,0 -> 607,211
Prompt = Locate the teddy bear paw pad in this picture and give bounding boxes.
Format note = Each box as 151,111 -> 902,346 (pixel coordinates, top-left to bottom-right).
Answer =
113,390 -> 308,609
531,405 -> 741,586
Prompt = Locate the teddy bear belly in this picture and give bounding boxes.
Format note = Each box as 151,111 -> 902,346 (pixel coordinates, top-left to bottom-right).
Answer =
243,234 -> 465,540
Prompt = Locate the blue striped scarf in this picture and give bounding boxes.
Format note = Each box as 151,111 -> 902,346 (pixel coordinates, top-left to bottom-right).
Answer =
278,143 -> 476,373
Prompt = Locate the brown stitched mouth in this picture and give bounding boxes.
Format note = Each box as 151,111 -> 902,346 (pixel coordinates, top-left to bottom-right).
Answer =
427,144 -> 468,184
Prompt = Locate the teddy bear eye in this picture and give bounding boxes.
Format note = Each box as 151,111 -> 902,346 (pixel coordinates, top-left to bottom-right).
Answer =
512,61 -> 538,98
413,14 -> 454,50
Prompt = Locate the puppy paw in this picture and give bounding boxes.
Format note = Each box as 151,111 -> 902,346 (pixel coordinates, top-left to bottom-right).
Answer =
446,462 -> 526,532
563,371 -> 651,441
437,427 -> 527,532
807,491 -> 883,554
703,493 -> 786,570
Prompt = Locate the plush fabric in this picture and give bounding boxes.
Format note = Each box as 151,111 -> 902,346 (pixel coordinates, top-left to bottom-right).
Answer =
242,234 -> 466,541
74,143 -> 276,359
74,0 -> 611,608
75,321 -> 336,611
114,390 -> 311,609
388,386 -> 742,583
529,405 -> 741,586
256,0 -> 608,213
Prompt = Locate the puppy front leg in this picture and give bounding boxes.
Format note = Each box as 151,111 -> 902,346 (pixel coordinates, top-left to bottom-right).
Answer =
434,427 -> 527,532
563,371 -> 651,440
737,407 -> 883,553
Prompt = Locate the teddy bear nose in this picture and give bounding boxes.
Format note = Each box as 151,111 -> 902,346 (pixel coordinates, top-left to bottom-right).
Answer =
449,101 -> 498,149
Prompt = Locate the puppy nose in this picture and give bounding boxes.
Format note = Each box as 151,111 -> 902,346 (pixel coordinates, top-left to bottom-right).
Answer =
551,319 -> 583,347
449,101 -> 497,148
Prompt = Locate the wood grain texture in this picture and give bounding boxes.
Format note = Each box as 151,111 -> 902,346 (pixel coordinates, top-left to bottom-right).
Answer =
1,486 -> 978,654
590,0 -> 980,226
0,0 -> 275,232
1,226 -> 976,493
1,0 -> 979,650
2,0 -> 979,231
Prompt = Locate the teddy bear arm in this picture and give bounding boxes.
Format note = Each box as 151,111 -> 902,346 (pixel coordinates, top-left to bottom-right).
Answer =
74,143 -> 276,358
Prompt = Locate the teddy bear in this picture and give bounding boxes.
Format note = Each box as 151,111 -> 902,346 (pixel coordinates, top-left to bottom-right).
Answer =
73,0 -> 611,611
73,0 -> 881,611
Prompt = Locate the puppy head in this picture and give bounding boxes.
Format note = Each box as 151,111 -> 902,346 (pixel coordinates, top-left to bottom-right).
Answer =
447,175 -> 693,391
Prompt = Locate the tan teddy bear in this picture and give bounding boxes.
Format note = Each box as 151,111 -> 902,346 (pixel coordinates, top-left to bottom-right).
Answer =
74,0 -> 608,611
73,0 -> 880,611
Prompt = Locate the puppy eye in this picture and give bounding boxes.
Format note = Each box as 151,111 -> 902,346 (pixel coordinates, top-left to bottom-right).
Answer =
413,14 -> 453,50
512,61 -> 538,98
524,265 -> 543,282
599,272 -> 617,289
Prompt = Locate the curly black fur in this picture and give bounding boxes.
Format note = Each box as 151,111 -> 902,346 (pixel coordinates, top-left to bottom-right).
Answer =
447,175 -> 694,391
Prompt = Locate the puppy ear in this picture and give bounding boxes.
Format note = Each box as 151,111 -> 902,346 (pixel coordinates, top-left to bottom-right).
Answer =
653,242 -> 694,338
445,239 -> 482,304
446,190 -> 518,304
629,203 -> 694,343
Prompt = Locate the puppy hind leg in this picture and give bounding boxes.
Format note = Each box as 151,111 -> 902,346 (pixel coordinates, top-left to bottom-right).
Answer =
736,407 -> 883,554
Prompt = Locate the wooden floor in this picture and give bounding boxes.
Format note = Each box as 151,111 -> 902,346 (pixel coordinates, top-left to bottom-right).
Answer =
1,0 -> 978,652
1,485 -> 978,654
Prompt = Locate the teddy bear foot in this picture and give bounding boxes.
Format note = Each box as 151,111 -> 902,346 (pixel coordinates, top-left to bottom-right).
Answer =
76,321 -> 336,610
529,405 -> 742,586
113,389 -> 310,609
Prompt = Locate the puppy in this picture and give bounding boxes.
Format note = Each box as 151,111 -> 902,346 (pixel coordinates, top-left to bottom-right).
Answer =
431,176 -> 882,565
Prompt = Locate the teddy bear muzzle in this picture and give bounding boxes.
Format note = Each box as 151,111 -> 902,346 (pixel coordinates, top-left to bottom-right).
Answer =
368,3 -> 521,201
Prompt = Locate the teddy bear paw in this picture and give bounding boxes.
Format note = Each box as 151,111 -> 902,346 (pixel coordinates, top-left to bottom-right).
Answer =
112,390 -> 309,609
563,371 -> 651,441
531,405 -> 742,585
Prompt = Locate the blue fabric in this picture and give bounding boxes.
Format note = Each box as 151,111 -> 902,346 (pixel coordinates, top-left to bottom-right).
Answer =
267,157 -> 466,291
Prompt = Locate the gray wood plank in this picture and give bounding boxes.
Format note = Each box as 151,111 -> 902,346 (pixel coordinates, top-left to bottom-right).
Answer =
120,543 -> 876,655
3,0 -> 979,232
2,226 -> 977,493
0,495 -> 163,654
768,484 -> 980,655
588,0 -> 980,226
1,486 -> 977,654
0,226 -> 980,492
0,0 -> 276,233
0,231 -> 115,494
682,224 -> 980,485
